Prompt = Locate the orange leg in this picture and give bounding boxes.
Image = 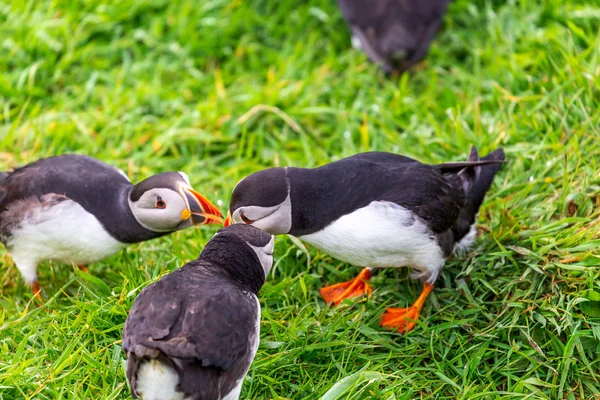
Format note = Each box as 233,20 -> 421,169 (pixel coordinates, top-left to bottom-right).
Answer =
30,281 -> 43,303
319,268 -> 372,305
380,282 -> 434,334
77,265 -> 89,273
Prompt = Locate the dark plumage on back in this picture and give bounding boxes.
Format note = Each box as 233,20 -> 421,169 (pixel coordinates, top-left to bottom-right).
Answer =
123,224 -> 274,400
337,0 -> 451,72
286,150 -> 501,238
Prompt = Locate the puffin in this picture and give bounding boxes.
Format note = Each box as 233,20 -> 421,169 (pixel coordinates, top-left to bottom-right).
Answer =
337,0 -> 451,73
224,146 -> 504,333
0,154 -> 223,301
122,224 -> 274,400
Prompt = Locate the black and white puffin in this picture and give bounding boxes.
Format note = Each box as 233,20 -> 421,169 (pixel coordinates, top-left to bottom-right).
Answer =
337,0 -> 451,72
123,224 -> 274,400
224,147 -> 504,333
0,154 -> 223,301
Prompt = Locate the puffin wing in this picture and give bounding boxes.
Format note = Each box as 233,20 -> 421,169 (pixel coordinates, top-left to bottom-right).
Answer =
347,152 -> 466,233
382,162 -> 465,233
122,280 -> 183,351
123,263 -> 257,369
0,154 -> 130,213
139,285 -> 257,372
122,276 -> 184,398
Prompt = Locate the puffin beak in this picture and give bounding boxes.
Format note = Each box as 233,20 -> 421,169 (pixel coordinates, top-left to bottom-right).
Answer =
223,211 -> 232,227
182,187 -> 224,225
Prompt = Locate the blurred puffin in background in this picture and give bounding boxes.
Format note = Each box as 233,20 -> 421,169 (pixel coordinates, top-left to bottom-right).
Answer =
0,154 -> 223,301
337,0 -> 452,73
225,147 -> 504,333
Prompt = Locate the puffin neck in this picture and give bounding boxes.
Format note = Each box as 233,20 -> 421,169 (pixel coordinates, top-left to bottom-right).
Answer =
286,167 -> 342,236
198,234 -> 265,295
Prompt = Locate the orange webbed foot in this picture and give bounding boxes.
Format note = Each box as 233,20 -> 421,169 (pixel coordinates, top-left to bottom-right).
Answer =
320,268 -> 372,305
77,265 -> 89,273
380,306 -> 421,333
380,282 -> 434,334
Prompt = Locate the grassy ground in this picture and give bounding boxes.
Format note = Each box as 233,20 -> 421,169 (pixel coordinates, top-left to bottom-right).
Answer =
1,0 -> 599,398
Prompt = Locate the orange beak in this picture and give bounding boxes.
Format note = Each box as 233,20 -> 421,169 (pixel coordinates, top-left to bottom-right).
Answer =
182,187 -> 224,225
223,211 -> 232,227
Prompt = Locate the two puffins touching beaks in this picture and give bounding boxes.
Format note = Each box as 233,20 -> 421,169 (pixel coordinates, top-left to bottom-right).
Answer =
1,148 -> 504,400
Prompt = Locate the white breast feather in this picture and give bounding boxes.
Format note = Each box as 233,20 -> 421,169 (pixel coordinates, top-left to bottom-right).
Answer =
8,199 -> 125,282
135,359 -> 184,400
300,201 -> 445,282
453,223 -> 477,255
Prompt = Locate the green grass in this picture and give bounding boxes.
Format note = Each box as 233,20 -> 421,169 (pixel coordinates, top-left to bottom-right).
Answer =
1,0 -> 599,398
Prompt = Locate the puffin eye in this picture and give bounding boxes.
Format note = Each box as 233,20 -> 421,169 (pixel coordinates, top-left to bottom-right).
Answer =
240,211 -> 253,224
155,197 -> 167,209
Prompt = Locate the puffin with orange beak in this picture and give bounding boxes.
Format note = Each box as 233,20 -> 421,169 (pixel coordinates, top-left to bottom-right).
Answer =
0,154 -> 223,301
225,147 -> 504,333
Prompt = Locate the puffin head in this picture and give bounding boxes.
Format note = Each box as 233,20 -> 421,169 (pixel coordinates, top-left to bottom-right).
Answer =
224,168 -> 292,235
129,171 -> 223,232
211,224 -> 275,278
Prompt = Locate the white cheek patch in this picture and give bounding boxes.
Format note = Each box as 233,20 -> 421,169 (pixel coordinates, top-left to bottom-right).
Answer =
128,189 -> 187,232
239,191 -> 292,235
231,208 -> 243,224
248,237 -> 275,278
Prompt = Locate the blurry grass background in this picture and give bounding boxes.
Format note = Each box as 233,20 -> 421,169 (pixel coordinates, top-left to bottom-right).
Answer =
1,0 -> 600,399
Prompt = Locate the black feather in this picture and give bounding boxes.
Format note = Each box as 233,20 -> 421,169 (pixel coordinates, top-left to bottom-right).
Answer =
451,148 -> 505,243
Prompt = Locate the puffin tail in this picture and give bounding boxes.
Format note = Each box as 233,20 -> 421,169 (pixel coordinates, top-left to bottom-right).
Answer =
451,146 -> 505,249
